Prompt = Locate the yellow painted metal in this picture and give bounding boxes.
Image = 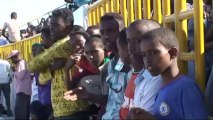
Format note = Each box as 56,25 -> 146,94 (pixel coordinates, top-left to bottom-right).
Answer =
174,0 -> 188,75
104,1 -> 109,13
193,0 -> 205,91
162,0 -> 171,27
89,0 -> 105,10
92,10 -> 96,25
153,0 -> 162,24
120,0 -> 127,26
114,0 -> 120,13
0,34 -> 41,62
163,14 -> 175,23
127,0 -> 134,25
99,5 -> 104,20
178,9 -> 194,21
179,52 -> 195,61
96,7 -> 100,24
88,11 -> 92,26
134,0 -> 142,19
108,0 -> 113,12
143,0 -> 151,19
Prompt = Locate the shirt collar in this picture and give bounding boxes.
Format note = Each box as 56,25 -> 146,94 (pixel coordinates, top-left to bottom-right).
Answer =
134,69 -> 152,85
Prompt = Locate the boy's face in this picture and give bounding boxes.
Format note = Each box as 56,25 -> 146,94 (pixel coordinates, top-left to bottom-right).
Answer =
100,20 -> 119,53
84,41 -> 105,67
32,46 -> 38,57
50,17 -> 70,41
69,34 -> 86,54
117,39 -> 130,65
126,28 -> 144,68
140,39 -> 172,76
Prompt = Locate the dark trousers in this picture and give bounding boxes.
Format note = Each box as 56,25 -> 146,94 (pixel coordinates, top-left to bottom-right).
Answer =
0,83 -> 11,112
15,92 -> 31,120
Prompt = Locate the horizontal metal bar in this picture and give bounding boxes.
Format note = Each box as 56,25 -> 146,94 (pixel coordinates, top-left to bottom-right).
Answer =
179,51 -> 195,61
163,14 -> 175,23
178,9 -> 194,21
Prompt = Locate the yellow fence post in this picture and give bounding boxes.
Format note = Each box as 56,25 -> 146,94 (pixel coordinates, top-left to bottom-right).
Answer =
134,0 -> 142,20
127,0 -> 134,25
108,0 -> 113,12
143,0 -> 151,19
120,0 -> 127,26
162,0 -> 171,27
174,0 -> 188,75
153,0 -> 162,24
114,0 -> 120,13
194,0 -> 205,91
96,7 -> 100,24
88,11 -> 92,26
99,5 -> 104,19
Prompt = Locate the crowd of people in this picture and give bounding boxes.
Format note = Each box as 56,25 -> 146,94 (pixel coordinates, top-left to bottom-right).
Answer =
0,0 -> 213,120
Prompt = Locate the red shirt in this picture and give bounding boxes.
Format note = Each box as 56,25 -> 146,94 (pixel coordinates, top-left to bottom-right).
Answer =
120,73 -> 138,120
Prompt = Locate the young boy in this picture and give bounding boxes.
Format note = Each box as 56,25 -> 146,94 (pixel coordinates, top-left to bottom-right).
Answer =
64,13 -> 130,120
128,28 -> 208,119
120,20 -> 162,120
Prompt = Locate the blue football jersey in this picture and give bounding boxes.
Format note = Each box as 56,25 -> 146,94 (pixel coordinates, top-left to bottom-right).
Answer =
153,75 -> 208,119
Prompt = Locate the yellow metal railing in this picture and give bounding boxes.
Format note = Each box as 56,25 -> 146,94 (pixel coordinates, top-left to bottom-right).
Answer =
88,0 -> 205,91
0,34 -> 41,62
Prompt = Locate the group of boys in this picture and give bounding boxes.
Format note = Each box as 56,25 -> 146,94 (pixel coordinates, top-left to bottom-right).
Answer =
7,7 -> 207,120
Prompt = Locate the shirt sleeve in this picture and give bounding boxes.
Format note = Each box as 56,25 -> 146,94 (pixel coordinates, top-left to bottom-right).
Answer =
6,62 -> 13,79
182,81 -> 208,119
28,38 -> 73,72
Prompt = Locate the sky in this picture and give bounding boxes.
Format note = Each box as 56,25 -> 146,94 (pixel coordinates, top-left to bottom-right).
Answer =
0,0 -> 65,29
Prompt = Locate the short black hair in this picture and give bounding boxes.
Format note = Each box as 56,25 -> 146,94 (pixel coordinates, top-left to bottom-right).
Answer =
52,8 -> 74,27
100,13 -> 125,30
86,35 -> 104,49
70,31 -> 89,42
11,12 -> 17,19
128,19 -> 161,35
141,28 -> 179,51
87,25 -> 99,30
41,26 -> 51,38
72,25 -> 85,33
117,28 -> 128,47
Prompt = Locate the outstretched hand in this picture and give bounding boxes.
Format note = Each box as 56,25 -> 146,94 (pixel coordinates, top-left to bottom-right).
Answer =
64,86 -> 89,101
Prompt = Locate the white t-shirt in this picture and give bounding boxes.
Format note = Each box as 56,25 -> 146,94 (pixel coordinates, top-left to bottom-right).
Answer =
133,69 -> 162,114
3,19 -> 21,42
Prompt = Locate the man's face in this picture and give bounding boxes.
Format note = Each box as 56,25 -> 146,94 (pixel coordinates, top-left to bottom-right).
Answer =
50,17 -> 69,41
100,20 -> 119,52
84,41 -> 105,67
140,39 -> 171,76
127,28 -> 144,69
11,55 -> 19,64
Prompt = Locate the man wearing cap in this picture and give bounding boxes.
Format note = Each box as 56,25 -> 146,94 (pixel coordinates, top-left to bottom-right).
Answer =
7,50 -> 32,119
